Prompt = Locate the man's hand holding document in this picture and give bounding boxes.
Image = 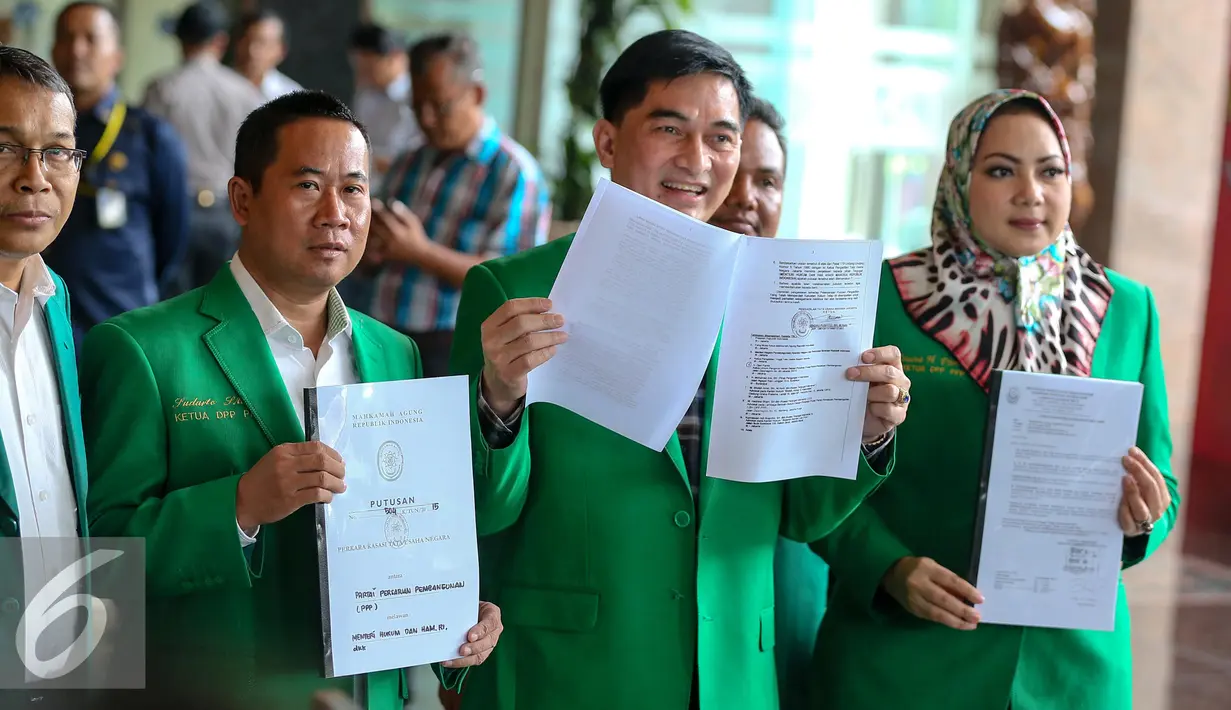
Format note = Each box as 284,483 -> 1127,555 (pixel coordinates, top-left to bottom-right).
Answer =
524,177 -> 890,481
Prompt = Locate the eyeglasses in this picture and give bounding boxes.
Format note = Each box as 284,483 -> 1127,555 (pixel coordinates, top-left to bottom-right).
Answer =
0,143 -> 87,175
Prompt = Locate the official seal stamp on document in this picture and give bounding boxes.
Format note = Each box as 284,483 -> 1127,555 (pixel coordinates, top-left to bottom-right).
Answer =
384,509 -> 409,548
791,310 -> 812,338
378,441 -> 404,481
1007,387 -> 1020,405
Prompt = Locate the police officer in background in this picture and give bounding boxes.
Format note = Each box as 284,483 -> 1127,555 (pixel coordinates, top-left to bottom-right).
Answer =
45,1 -> 189,349
143,1 -> 263,293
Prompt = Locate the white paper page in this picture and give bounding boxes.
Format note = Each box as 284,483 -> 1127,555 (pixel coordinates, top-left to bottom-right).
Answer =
706,237 -> 883,482
526,178 -> 743,451
973,370 -> 1143,632
310,375 -> 479,678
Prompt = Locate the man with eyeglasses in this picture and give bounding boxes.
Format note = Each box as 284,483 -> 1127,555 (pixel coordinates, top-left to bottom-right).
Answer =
0,45 -> 92,708
363,31 -> 549,377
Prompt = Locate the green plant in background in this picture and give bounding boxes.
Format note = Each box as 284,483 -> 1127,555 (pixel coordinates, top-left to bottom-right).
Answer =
554,0 -> 693,221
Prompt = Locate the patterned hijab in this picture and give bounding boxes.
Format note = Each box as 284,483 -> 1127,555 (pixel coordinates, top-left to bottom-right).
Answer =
888,89 -> 1113,390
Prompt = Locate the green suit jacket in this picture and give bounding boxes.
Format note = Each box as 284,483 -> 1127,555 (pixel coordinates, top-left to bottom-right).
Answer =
809,263 -> 1181,710
449,235 -> 893,710
81,268 -> 460,710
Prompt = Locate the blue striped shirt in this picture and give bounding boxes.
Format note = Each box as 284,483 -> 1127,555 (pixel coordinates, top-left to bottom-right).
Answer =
370,118 -> 550,332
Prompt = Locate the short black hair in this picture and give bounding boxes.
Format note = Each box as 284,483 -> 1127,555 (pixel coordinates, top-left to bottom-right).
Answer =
349,23 -> 404,55
599,30 -> 753,125
55,1 -> 120,36
0,45 -> 74,109
408,32 -> 482,82
234,9 -> 284,41
234,90 -> 371,193
747,96 -> 787,159
174,1 -> 228,46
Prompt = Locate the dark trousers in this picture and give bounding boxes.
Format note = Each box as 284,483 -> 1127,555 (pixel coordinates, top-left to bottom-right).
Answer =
401,329 -> 455,378
174,202 -> 240,295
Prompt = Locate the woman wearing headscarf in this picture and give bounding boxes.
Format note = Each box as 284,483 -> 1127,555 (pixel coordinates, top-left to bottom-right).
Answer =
808,89 -> 1179,709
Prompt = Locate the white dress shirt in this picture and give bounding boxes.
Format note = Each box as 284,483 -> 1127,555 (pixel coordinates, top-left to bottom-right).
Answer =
0,255 -> 77,541
229,256 -> 357,545
1,255 -> 78,674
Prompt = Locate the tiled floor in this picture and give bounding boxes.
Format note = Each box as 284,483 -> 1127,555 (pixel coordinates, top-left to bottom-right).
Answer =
1171,557 -> 1231,709
406,666 -> 445,710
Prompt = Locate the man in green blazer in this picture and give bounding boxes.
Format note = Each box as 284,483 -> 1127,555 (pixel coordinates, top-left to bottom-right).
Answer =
448,31 -> 913,710
81,91 -> 501,710
0,46 -> 95,707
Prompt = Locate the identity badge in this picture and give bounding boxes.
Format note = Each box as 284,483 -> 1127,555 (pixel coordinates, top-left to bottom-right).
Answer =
96,187 -> 127,229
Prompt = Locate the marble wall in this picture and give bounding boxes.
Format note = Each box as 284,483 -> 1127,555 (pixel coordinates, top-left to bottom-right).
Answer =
1085,0 -> 1231,707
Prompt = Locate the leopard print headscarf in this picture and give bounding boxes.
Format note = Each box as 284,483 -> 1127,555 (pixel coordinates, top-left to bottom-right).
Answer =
888,89 -> 1113,390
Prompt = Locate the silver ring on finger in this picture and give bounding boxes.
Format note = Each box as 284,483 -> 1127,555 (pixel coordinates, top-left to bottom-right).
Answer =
1137,518 -> 1154,534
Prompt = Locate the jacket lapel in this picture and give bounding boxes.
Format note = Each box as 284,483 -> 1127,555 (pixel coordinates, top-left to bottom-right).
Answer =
43,287 -> 89,533
199,269 -> 305,447
350,316 -> 386,384
662,345 -> 722,501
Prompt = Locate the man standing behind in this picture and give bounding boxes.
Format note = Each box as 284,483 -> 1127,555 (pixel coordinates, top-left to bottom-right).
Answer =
709,97 -> 820,710
348,23 -> 418,178
0,45 -> 90,707
232,10 -> 303,101
367,32 -> 549,377
708,96 -> 785,239
81,91 -> 500,710
45,1 -> 190,351
449,30 -> 911,710
143,0 -> 264,293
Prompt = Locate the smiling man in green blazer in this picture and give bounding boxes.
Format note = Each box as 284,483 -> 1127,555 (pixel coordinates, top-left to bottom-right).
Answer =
0,46 -> 96,709
81,91 -> 500,710
448,30 -> 913,710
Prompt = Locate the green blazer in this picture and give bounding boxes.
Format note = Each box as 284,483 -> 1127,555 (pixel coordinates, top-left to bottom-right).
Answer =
0,267 -> 89,538
81,268 -> 460,710
809,263 -> 1180,710
449,235 -> 893,710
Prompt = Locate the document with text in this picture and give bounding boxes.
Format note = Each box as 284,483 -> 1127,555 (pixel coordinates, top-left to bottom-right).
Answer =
304,376 -> 479,678
706,237 -> 882,482
526,178 -> 743,451
525,177 -> 881,480
970,370 -> 1143,632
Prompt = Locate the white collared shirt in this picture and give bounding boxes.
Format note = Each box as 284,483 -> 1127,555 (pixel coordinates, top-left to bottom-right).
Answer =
0,255 -> 76,541
229,255 -> 357,545
1,256 -> 78,675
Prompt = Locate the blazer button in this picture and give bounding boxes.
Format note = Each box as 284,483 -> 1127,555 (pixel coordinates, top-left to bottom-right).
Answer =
674,510 -> 691,528
1,598 -> 20,615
